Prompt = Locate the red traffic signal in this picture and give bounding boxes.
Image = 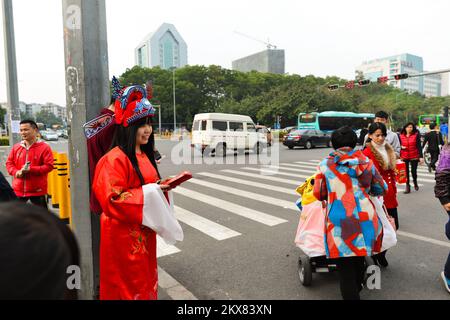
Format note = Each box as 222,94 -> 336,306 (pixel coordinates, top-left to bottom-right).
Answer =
345,81 -> 355,89
328,84 -> 339,91
377,76 -> 389,84
358,79 -> 371,87
394,73 -> 408,80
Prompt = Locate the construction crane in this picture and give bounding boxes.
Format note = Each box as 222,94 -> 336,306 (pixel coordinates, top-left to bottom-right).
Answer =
233,31 -> 278,50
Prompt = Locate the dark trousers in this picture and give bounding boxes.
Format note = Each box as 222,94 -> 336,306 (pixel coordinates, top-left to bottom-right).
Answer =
18,196 -> 48,209
387,207 -> 399,230
445,212 -> 450,279
335,256 -> 366,300
429,150 -> 440,171
404,159 -> 419,186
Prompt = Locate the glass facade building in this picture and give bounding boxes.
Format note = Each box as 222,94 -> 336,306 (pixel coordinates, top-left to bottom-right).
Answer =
135,23 -> 188,70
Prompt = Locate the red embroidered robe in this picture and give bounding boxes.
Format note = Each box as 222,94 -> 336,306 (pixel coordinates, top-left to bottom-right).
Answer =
93,147 -> 160,300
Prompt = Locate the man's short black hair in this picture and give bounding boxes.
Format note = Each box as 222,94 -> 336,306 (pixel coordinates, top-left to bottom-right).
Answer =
375,111 -> 389,120
331,126 -> 357,150
19,120 -> 38,130
429,123 -> 436,130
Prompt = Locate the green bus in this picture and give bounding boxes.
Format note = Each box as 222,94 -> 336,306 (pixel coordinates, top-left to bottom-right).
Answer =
298,111 -> 375,133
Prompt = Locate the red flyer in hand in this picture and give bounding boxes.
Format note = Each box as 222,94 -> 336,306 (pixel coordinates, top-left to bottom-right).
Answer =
161,171 -> 192,188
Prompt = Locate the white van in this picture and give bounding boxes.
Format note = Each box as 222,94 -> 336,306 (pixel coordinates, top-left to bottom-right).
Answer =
191,113 -> 267,156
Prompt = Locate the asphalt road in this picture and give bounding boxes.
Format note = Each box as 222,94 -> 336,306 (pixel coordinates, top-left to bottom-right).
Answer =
3,138 -> 449,300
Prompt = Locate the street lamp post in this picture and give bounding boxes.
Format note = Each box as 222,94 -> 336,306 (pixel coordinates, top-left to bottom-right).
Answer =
172,67 -> 177,133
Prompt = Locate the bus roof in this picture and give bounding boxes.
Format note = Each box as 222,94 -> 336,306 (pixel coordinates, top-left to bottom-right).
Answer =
300,111 -> 375,118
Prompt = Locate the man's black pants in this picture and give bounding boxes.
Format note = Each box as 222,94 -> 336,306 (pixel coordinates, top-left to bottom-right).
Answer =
18,196 -> 48,209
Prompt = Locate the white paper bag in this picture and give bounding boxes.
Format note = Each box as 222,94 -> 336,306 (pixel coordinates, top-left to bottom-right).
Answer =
370,196 -> 397,251
142,184 -> 184,245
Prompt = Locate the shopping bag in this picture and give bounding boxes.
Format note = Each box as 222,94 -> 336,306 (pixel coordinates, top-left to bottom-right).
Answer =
294,201 -> 326,257
395,160 -> 407,184
370,196 -> 397,251
141,183 -> 184,245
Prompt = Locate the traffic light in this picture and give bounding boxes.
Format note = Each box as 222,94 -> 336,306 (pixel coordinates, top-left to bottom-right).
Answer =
328,84 -> 339,91
394,73 -> 408,80
345,81 -> 355,89
358,79 -> 371,87
377,76 -> 389,84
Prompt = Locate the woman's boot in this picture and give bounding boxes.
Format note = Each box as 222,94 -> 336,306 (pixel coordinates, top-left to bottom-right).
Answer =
414,181 -> 419,191
404,184 -> 411,194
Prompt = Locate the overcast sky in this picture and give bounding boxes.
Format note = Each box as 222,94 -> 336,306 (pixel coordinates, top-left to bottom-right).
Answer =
1,0 -> 449,106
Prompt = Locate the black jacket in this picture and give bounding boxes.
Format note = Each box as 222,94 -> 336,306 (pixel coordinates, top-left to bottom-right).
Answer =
0,171 -> 16,202
435,169 -> 450,205
423,131 -> 444,152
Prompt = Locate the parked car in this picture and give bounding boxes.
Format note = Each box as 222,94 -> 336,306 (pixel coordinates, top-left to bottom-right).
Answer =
191,113 -> 268,156
283,129 -> 332,150
41,130 -> 59,141
256,125 -> 273,146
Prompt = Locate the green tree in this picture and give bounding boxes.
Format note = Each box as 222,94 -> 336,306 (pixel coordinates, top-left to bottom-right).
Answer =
35,111 -> 62,128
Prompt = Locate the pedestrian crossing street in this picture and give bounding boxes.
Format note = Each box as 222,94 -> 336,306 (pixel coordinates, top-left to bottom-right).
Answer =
157,159 -> 435,258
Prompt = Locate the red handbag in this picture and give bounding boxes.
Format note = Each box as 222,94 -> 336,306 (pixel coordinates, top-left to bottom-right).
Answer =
395,160 -> 407,184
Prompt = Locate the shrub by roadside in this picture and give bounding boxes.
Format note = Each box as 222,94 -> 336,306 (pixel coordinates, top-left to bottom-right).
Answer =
0,137 -> 9,146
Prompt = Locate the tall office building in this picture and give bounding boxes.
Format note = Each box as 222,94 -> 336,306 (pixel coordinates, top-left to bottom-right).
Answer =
232,49 -> 285,75
135,23 -> 188,70
355,53 -> 444,97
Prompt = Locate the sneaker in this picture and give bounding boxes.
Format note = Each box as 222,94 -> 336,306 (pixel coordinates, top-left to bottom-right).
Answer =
442,272 -> 450,293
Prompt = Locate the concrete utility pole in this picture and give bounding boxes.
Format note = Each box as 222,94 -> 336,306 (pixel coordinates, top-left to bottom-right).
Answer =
2,0 -> 21,145
61,0 -> 109,299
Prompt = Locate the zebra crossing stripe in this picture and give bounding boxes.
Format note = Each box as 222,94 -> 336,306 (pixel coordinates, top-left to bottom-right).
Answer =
261,165 -> 317,175
174,187 -> 288,226
221,169 -> 307,185
281,163 -> 321,170
197,172 -> 297,195
157,235 -> 181,258
242,167 -> 310,179
296,161 -> 321,166
187,178 -> 298,211
294,162 -> 435,182
174,206 -> 241,241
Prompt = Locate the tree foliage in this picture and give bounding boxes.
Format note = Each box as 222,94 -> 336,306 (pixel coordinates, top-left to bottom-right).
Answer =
119,65 -> 450,129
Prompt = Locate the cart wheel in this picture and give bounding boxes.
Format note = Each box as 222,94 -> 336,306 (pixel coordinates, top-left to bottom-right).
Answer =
298,256 -> 313,287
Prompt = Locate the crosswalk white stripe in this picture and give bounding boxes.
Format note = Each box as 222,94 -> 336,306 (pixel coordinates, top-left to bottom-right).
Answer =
281,163 -> 320,170
242,167 -> 310,179
174,206 -> 241,240
157,236 -> 181,258
397,231 -> 450,249
197,172 -> 297,195
174,187 -> 288,226
262,165 -> 317,175
397,184 -> 424,193
187,178 -> 298,211
221,169 -> 305,185
296,161 -> 320,166
286,162 -> 435,178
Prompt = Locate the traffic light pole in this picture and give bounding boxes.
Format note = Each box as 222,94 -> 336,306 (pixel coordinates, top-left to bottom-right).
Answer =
2,0 -> 21,145
61,0 -> 110,299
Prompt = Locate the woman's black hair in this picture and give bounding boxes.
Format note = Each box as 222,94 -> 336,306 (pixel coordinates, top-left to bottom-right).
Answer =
331,126 -> 357,150
0,202 -> 80,300
366,122 -> 387,143
111,116 -> 161,185
401,122 -> 418,135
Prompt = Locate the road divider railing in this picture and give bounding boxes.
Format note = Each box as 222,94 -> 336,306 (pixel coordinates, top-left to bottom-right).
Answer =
47,152 -> 72,226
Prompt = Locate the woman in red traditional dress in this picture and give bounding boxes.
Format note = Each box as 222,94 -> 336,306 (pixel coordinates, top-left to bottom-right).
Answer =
92,84 -> 179,300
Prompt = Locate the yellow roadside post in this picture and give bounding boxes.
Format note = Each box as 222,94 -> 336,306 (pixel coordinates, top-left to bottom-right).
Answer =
50,151 -> 60,208
56,153 -> 71,224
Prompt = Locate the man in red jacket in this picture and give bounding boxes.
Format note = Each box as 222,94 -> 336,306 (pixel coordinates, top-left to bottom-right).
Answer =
6,120 -> 54,208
